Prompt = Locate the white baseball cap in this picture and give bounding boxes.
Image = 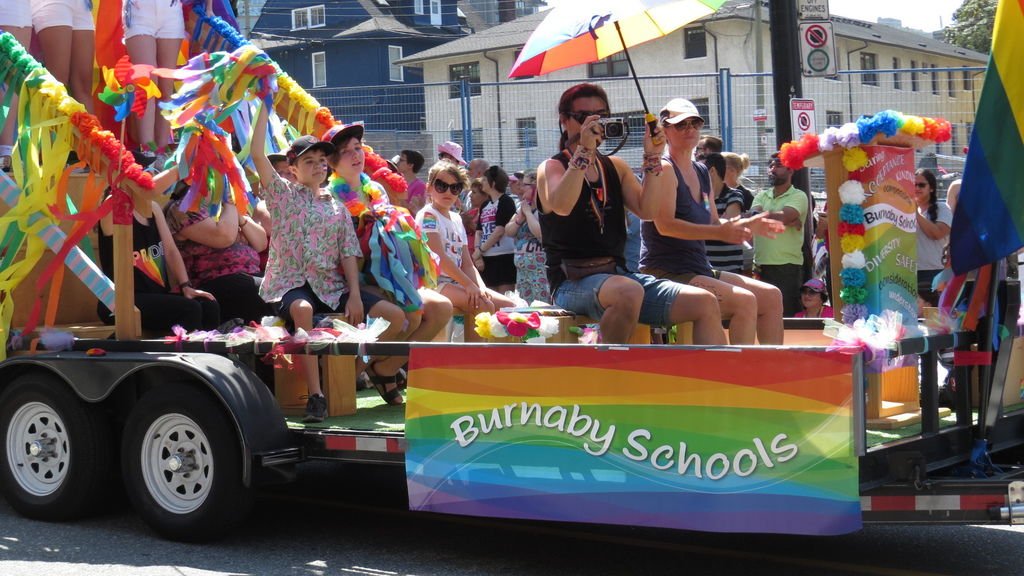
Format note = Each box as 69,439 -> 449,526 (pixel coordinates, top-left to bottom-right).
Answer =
660,98 -> 703,125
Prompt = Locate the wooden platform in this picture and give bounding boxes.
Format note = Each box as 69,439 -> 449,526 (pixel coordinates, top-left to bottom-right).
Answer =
274,355 -> 358,418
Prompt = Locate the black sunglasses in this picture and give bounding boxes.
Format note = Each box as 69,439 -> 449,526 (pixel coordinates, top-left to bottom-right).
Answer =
568,109 -> 609,124
914,182 -> 929,188
432,180 -> 464,195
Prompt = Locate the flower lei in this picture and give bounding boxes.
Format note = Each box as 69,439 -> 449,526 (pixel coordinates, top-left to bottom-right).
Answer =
474,311 -> 559,342
329,173 -> 385,218
837,180 -> 867,324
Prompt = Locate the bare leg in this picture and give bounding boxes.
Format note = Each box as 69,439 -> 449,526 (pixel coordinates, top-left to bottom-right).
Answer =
596,276 -> 644,344
688,275 -> 757,345
405,288 -> 453,342
0,27 -> 32,155
716,271 -> 784,345
36,26 -> 73,86
124,34 -> 158,148
70,30 -> 95,114
666,284 -> 727,345
288,299 -> 321,397
365,301 -> 409,404
155,37 -> 184,150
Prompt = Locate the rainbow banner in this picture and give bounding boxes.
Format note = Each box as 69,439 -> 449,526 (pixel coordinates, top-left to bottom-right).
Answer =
849,145 -> 918,326
949,0 -> 1024,274
406,346 -> 862,536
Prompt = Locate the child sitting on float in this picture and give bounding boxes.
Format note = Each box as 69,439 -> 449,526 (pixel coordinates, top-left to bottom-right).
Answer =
250,104 -> 408,421
321,124 -> 452,348
416,160 -> 515,316
795,278 -> 833,319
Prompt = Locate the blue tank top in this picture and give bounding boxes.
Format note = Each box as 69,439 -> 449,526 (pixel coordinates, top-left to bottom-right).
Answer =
639,158 -> 713,276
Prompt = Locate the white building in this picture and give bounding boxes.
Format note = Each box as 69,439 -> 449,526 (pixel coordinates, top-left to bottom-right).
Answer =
398,1 -> 986,177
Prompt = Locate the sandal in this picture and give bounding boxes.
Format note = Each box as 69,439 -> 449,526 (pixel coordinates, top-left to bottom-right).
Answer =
366,363 -> 404,406
395,363 -> 409,390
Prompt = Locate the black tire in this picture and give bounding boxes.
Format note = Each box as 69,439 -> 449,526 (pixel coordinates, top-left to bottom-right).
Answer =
121,384 -> 252,542
0,373 -> 114,521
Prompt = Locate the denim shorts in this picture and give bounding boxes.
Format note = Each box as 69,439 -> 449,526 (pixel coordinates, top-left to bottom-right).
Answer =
552,268 -> 687,326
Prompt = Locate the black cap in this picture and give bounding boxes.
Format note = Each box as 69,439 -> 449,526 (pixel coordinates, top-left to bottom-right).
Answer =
286,136 -> 335,165
267,152 -> 288,163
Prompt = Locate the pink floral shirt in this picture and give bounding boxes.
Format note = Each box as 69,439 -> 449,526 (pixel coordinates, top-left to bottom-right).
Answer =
259,174 -> 362,308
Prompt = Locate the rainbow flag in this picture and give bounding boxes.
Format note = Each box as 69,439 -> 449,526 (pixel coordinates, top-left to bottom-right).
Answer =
405,346 -> 862,536
949,0 -> 1024,274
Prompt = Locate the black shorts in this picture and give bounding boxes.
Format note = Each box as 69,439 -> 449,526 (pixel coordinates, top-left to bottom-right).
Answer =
276,283 -> 384,324
481,253 -> 517,287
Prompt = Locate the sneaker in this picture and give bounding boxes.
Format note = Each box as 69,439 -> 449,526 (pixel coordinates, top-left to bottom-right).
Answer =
303,394 -> 327,423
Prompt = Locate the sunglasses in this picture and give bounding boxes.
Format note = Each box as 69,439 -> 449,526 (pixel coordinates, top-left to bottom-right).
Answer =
914,182 -> 929,188
568,109 -> 609,124
432,180 -> 464,195
662,118 -> 704,131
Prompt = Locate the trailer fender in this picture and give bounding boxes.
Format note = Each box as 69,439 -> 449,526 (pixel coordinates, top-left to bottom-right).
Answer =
0,351 -> 295,486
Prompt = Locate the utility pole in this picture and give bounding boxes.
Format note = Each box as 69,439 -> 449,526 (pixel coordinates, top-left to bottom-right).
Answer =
768,0 -> 808,193
768,0 -> 812,280
243,0 -> 251,37
754,1 -> 766,176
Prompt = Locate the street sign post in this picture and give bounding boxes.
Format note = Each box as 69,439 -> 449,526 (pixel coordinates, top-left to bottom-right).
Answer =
799,21 -> 838,76
797,0 -> 830,21
790,98 -> 816,140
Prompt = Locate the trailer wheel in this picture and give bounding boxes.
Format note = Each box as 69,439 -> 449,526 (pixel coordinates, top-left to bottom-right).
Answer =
0,373 -> 113,520
121,385 -> 252,542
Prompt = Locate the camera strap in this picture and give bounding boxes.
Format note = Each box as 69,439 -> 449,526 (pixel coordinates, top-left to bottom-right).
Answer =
562,149 -> 608,234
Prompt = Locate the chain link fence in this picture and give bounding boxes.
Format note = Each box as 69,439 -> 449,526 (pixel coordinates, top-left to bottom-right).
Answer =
312,66 -> 983,195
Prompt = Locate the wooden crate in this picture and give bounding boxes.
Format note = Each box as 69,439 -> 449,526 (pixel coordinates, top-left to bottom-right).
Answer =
274,355 -> 358,417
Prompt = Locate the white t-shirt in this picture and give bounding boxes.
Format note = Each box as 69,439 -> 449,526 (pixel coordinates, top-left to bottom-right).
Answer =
916,202 -> 953,271
416,204 -> 467,282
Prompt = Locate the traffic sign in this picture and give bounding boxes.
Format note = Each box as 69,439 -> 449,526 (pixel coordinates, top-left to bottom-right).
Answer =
804,24 -> 828,48
798,21 -> 837,77
790,99 -> 816,140
797,0 -> 830,21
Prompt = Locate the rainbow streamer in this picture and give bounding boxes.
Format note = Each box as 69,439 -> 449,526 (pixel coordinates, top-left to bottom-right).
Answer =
406,347 -> 861,536
949,0 -> 1024,274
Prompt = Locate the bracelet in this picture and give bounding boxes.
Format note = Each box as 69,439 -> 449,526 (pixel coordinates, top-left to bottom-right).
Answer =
642,155 -> 663,175
239,217 -> 249,229
569,147 -> 594,171
179,280 -> 194,290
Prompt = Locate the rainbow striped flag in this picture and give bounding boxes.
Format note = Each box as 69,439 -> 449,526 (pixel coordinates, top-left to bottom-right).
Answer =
405,346 -> 862,536
949,0 -> 1024,274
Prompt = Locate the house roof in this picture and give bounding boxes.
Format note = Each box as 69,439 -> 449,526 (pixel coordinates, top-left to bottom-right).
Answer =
397,9 -> 547,64
398,0 -> 987,65
253,0 -> 469,44
705,1 -> 986,62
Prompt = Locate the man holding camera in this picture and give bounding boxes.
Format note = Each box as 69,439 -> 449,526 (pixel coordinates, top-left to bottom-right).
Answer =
536,83 -> 726,345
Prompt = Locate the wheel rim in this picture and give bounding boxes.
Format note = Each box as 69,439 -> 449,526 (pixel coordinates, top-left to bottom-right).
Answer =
139,413 -> 214,515
5,402 -> 71,497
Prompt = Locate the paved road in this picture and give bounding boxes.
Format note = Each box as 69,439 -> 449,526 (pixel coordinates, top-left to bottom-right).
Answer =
1,461 -> 1022,576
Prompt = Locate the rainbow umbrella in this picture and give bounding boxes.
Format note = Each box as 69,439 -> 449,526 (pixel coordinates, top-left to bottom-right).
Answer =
510,0 -> 726,118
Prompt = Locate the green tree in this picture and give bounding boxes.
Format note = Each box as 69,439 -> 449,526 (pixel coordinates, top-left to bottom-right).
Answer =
944,0 -> 997,54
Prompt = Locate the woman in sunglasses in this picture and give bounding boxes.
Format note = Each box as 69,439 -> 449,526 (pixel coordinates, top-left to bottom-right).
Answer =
536,83 -> 726,345
914,168 -> 952,307
639,99 -> 784,345
417,161 -> 515,316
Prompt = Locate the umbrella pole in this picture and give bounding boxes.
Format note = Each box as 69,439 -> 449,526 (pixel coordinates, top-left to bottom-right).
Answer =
613,22 -> 661,143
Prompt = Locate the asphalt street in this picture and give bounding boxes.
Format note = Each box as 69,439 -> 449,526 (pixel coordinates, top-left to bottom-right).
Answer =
1,461 -> 1023,576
